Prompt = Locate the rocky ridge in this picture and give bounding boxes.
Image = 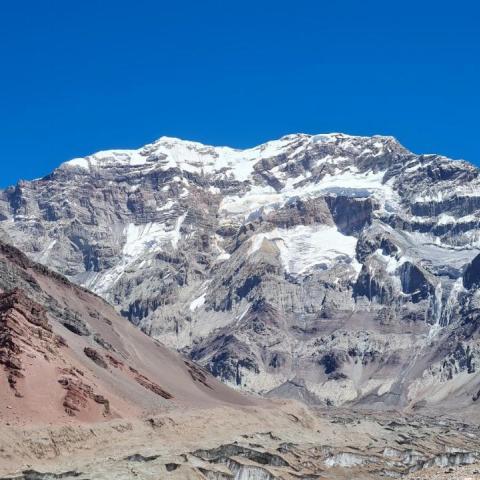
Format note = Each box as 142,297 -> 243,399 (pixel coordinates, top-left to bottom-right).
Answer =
0,289 -> 66,396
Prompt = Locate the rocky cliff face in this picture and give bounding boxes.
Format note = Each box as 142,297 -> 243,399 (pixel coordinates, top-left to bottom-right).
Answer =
2,133 -> 480,408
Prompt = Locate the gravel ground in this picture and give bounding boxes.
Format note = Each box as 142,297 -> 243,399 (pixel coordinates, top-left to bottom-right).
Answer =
406,464 -> 480,479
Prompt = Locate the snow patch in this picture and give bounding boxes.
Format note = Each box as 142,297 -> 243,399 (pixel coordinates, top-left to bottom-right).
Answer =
248,225 -> 361,275
189,293 -> 206,311
64,158 -> 90,169
123,215 -> 185,258
86,215 -> 186,295
220,165 -> 399,220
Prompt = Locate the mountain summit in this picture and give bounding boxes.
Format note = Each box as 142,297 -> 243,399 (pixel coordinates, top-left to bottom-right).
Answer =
1,133 -> 480,409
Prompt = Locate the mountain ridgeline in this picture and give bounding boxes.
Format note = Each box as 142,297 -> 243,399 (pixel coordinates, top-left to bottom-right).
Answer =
2,132 -> 480,410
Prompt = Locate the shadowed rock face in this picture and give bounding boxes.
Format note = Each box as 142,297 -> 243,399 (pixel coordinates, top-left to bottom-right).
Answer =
464,253 -> 480,289
2,133 -> 480,408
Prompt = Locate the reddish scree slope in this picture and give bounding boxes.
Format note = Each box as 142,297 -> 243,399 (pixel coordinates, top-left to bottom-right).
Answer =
0,241 -> 256,426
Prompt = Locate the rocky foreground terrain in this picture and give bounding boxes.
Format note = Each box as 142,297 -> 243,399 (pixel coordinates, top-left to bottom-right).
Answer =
1,133 -> 480,412
3,403 -> 480,479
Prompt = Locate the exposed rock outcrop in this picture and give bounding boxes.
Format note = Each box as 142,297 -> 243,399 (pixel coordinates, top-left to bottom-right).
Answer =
0,289 -> 65,396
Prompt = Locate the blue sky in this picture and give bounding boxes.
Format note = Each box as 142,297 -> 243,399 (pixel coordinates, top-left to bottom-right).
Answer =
1,0 -> 479,186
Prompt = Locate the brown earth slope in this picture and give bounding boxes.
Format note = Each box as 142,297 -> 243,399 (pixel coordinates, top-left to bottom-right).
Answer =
0,240 -> 255,427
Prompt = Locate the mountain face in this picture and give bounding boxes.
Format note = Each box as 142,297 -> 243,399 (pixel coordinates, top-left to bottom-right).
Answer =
2,133 -> 480,409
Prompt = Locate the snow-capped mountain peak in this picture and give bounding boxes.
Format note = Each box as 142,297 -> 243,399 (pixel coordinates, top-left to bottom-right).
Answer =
3,132 -> 480,409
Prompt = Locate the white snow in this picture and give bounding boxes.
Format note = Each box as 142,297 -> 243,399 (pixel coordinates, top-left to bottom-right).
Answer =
86,215 -> 186,295
215,252 -> 231,262
311,132 -> 356,143
248,225 -> 361,275
64,158 -> 90,169
123,216 -> 185,258
189,293 -> 206,311
62,150 -> 149,170
311,134 -> 338,144
404,162 -> 423,173
36,239 -> 57,263
59,134 -> 310,181
372,248 -> 406,276
237,306 -> 250,321
156,200 -> 174,211
412,185 -> 480,204
437,214 -> 456,225
325,452 -> 367,468
435,213 -> 478,226
220,166 -> 399,220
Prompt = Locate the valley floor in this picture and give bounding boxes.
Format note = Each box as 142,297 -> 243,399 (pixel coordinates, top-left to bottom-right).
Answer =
2,401 -> 480,479
405,464 -> 480,480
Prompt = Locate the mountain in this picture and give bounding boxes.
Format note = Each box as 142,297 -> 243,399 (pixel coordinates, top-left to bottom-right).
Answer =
2,132 -> 480,409
4,238 -> 480,479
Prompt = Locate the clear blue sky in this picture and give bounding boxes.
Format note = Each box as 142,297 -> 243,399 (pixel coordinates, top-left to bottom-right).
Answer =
1,1 -> 479,186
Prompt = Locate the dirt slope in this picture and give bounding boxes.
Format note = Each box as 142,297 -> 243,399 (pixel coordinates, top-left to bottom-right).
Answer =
0,240 -> 256,427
